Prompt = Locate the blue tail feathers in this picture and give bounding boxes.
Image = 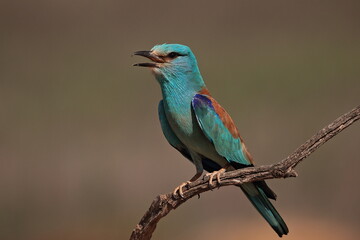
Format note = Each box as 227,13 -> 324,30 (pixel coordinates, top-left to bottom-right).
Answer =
240,182 -> 289,237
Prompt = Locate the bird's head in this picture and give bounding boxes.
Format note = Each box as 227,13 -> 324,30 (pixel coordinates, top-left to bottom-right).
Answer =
133,44 -> 204,88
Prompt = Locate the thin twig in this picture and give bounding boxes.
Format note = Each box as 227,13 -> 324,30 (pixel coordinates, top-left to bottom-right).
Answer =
130,105 -> 360,240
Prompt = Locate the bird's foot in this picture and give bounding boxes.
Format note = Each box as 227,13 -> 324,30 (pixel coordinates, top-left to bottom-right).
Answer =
204,168 -> 227,187
173,181 -> 191,198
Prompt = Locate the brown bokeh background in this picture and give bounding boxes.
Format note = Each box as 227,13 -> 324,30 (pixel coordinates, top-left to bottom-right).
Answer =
1,1 -> 359,239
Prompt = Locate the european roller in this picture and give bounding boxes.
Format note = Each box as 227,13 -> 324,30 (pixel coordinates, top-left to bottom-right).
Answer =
133,44 -> 289,237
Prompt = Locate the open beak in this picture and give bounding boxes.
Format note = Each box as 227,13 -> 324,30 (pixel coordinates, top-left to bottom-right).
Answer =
133,51 -> 164,67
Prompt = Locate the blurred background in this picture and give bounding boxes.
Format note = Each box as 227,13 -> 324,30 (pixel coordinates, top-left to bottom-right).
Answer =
1,0 -> 359,239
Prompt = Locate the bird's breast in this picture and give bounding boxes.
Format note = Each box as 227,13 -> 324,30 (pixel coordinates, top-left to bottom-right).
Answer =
165,104 -> 194,137
161,87 -> 220,156
163,96 -> 229,166
165,101 -> 207,147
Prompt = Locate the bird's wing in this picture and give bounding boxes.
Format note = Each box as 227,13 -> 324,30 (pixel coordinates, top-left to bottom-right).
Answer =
158,100 -> 193,161
191,94 -> 254,168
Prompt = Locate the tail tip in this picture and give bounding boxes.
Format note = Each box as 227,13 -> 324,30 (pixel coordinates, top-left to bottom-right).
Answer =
275,225 -> 289,237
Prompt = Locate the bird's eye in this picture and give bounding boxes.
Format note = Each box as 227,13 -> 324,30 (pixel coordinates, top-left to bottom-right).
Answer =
167,52 -> 179,59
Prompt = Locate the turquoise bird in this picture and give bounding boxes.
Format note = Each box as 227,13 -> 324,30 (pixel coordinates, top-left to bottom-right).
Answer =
134,44 -> 289,237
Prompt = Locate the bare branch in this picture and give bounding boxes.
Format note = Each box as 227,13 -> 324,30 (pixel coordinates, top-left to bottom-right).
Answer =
130,105 -> 360,240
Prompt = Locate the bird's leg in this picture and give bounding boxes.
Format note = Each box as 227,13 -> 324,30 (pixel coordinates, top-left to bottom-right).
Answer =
205,163 -> 231,187
173,181 -> 191,198
173,172 -> 202,198
173,152 -> 203,198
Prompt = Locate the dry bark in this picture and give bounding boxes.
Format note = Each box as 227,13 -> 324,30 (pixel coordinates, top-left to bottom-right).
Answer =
130,105 -> 360,240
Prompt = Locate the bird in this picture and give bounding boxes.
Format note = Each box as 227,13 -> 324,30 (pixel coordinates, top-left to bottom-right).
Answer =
133,44 -> 289,237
